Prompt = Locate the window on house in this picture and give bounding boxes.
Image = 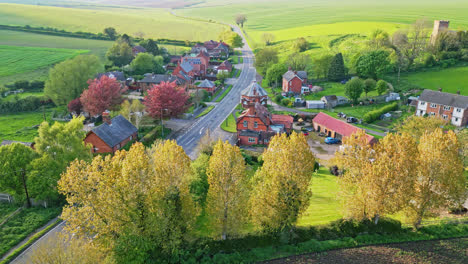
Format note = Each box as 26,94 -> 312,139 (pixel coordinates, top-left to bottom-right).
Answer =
430,103 -> 437,108
254,121 -> 258,128
264,139 -> 269,143
130,136 -> 133,140
289,81 -> 292,86
456,108 -> 462,113
116,143 -> 121,149
420,101 -> 426,105
455,118 -> 459,122
430,112 -> 436,116
248,137 -> 256,143
243,121 -> 248,127
443,106 -> 451,111
442,114 -> 448,120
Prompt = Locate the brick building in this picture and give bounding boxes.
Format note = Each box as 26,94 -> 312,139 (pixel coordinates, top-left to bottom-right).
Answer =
282,69 -> 308,94
236,102 -> 293,146
137,74 -> 188,91
312,112 -> 376,144
197,79 -> 217,93
415,89 -> 468,127
84,113 -> 138,153
240,81 -> 268,108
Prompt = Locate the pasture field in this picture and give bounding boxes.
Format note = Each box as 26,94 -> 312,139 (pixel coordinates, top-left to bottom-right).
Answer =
401,66 -> 468,95
0,45 -> 87,77
0,108 -> 56,142
0,3 -> 228,41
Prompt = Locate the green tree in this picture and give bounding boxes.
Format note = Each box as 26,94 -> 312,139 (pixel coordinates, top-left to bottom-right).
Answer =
103,27 -> 117,40
230,33 -> 244,49
363,78 -> 376,97
356,50 -> 390,79
106,41 -> 133,67
261,33 -> 275,46
216,71 -> 230,85
44,55 -> 102,105
369,29 -> 390,49
327,53 -> 346,81
190,153 -> 210,206
287,53 -> 310,71
376,80 -> 388,95
130,52 -> 164,75
254,48 -> 278,75
250,133 -> 315,232
139,38 -> 160,56
206,141 -> 249,239
293,37 -> 309,52
312,53 -> 333,79
0,143 -> 37,207
345,78 -> 364,104
265,63 -> 288,87
235,14 -> 247,28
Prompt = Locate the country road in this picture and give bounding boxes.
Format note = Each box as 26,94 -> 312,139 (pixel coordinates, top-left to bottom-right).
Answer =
176,25 -> 256,158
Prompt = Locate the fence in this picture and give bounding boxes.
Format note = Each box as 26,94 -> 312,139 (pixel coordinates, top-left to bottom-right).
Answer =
0,193 -> 14,204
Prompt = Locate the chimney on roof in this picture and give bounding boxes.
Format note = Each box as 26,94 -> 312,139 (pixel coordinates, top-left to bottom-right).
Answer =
438,87 -> 442,92
102,111 -> 111,125
456,90 -> 460,95
288,66 -> 292,71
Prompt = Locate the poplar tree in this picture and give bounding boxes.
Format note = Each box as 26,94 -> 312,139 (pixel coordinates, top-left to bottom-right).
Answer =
206,140 -> 248,239
327,53 -> 346,81
250,132 -> 315,231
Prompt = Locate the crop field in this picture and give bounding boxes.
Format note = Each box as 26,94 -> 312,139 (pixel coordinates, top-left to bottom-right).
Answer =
0,3 -> 228,41
401,66 -> 468,95
0,45 -> 87,78
0,108 -> 56,142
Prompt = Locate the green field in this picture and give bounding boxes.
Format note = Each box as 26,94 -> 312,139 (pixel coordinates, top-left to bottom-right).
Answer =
0,109 -> 55,142
0,3 -> 228,41
0,45 -> 87,78
401,66 -> 468,95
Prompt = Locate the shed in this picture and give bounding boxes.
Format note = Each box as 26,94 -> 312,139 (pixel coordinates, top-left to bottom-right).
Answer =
306,100 -> 325,109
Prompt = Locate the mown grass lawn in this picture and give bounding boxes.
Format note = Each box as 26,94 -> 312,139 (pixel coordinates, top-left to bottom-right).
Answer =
401,66 -> 468,95
196,105 -> 215,118
221,112 -> 237,133
0,45 -> 87,77
0,108 -> 56,142
0,206 -> 61,258
297,167 -> 342,226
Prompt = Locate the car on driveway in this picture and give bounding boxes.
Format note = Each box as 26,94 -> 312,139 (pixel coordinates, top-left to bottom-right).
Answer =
346,117 -> 358,123
302,131 -> 309,136
325,137 -> 341,144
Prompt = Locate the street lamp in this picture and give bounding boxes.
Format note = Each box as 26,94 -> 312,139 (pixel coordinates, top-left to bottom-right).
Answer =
161,108 -> 168,138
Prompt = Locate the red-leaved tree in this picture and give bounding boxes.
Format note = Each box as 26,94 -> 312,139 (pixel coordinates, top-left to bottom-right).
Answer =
80,75 -> 126,116
144,81 -> 189,119
67,98 -> 82,115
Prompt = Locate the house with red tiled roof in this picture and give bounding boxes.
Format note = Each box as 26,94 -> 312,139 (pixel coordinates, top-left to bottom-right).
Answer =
217,60 -> 233,73
282,69 -> 308,94
236,102 -> 293,146
312,112 -> 376,144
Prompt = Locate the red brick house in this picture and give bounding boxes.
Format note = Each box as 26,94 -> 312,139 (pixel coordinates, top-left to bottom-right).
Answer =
192,40 -> 230,59
84,113 -> 138,153
137,74 -> 189,91
282,70 -> 308,94
176,52 -> 210,79
217,60 -> 233,73
197,79 -> 217,93
241,81 -> 268,108
236,103 -> 293,146
415,89 -> 468,127
312,112 -> 376,144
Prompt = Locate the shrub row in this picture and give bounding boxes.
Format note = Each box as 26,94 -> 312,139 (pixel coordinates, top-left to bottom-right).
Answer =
0,96 -> 53,114
4,80 -> 45,91
363,102 -> 398,123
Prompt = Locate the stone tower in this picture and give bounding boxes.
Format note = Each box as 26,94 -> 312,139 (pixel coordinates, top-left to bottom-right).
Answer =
430,20 -> 450,44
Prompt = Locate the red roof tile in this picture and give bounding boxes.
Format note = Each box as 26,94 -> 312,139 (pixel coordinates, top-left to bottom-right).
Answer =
312,112 -> 375,143
272,114 -> 293,129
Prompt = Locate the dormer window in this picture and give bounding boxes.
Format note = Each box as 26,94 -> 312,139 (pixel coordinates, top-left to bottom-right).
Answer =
243,121 -> 248,127
443,106 -> 451,111
430,103 -> 437,108
254,121 -> 258,128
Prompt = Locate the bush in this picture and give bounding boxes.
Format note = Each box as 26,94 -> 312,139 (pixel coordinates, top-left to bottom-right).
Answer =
0,96 -> 52,114
362,102 -> 398,123
423,53 -> 436,67
275,94 -> 283,103
281,98 -> 290,106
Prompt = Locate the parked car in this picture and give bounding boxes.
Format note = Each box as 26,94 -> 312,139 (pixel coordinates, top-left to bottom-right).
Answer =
306,127 -> 315,132
318,132 -> 326,137
337,112 -> 345,118
302,131 -> 309,136
346,117 -> 358,123
325,137 -> 341,144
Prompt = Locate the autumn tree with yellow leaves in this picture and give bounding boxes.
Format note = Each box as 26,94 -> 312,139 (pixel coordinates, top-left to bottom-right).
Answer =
396,115 -> 447,140
406,129 -> 466,228
206,140 -> 249,240
58,141 -> 198,263
250,132 -> 315,231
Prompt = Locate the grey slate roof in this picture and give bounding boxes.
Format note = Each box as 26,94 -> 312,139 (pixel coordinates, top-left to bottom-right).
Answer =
198,79 -> 215,88
180,61 -> 194,73
96,71 -> 126,82
239,130 -> 260,137
419,89 -> 468,109
322,95 -> 338,102
241,81 -> 268,97
138,74 -> 185,85
297,71 -> 308,80
283,70 -> 303,81
91,115 -> 137,148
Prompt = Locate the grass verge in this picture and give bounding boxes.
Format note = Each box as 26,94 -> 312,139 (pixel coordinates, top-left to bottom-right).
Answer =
215,85 -> 233,102
196,105 -> 215,118
221,112 -> 237,133
0,218 -> 62,264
